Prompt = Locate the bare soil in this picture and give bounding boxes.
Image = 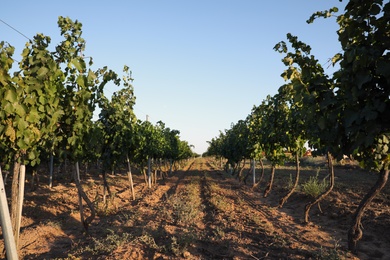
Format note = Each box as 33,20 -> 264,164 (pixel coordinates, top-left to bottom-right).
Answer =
1,157 -> 390,259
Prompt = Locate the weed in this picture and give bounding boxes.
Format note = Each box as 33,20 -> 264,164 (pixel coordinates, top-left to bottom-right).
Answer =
49,255 -> 80,260
302,170 -> 328,198
163,179 -> 204,226
210,194 -> 230,212
237,197 -> 245,207
118,210 -> 139,226
86,179 -> 95,189
212,226 -> 226,241
171,194 -> 203,225
81,229 -> 133,256
94,191 -> 118,216
136,232 -> 161,250
251,215 -> 263,226
208,180 -> 223,194
286,173 -> 300,191
257,219 -> 275,235
41,219 -> 62,229
272,234 -> 288,247
170,236 -> 182,256
314,240 -> 343,260
170,231 -> 196,256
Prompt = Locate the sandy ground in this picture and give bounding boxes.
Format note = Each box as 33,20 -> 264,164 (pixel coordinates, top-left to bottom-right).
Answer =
0,157 -> 389,259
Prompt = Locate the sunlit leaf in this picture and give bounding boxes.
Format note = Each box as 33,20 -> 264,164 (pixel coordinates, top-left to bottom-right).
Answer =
15,104 -> 26,117
16,118 -> 28,131
4,88 -> 17,102
27,108 -> 40,123
37,66 -> 49,79
76,75 -> 86,88
5,124 -> 16,143
71,58 -> 84,72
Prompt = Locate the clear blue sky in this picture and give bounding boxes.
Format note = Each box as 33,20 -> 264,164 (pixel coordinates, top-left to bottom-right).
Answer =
2,1 -> 346,154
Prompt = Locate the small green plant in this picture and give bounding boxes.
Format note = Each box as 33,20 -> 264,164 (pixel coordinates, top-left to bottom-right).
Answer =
286,173 -> 296,190
212,226 -> 226,241
210,194 -> 230,212
171,194 -> 204,225
118,210 -> 139,226
314,239 -> 343,260
170,231 -> 195,256
170,236 -> 182,256
81,229 -> 133,256
302,170 -> 328,198
272,234 -> 288,247
94,191 -> 118,216
136,232 -> 161,250
163,179 -> 204,226
41,219 -> 62,229
251,215 -> 264,227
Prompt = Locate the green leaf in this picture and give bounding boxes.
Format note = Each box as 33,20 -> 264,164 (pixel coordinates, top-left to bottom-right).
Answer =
71,58 -> 84,72
15,104 -> 26,117
331,53 -> 342,64
16,118 -> 28,131
356,73 -> 371,89
383,144 -> 388,153
4,88 -> 17,102
383,135 -> 389,144
38,95 -> 47,105
76,75 -> 86,88
88,70 -> 97,81
4,124 -> 16,142
3,102 -> 14,114
21,48 -> 30,58
17,138 -> 28,150
26,108 -> 40,123
27,151 -> 37,161
38,105 -> 45,112
317,117 -> 326,130
37,66 -> 49,79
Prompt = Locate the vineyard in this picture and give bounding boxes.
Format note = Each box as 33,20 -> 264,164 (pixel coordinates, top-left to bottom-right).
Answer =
0,157 -> 388,259
0,0 -> 389,259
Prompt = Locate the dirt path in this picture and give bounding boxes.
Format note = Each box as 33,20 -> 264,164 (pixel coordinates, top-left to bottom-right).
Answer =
1,157 -> 389,259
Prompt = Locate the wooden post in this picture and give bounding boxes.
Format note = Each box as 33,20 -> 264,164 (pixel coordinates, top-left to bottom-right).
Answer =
252,159 -> 256,186
49,154 -> 54,188
14,164 -> 25,249
126,155 -> 135,200
0,167 -> 18,259
146,115 -> 152,189
147,157 -> 152,189
75,162 -> 85,229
